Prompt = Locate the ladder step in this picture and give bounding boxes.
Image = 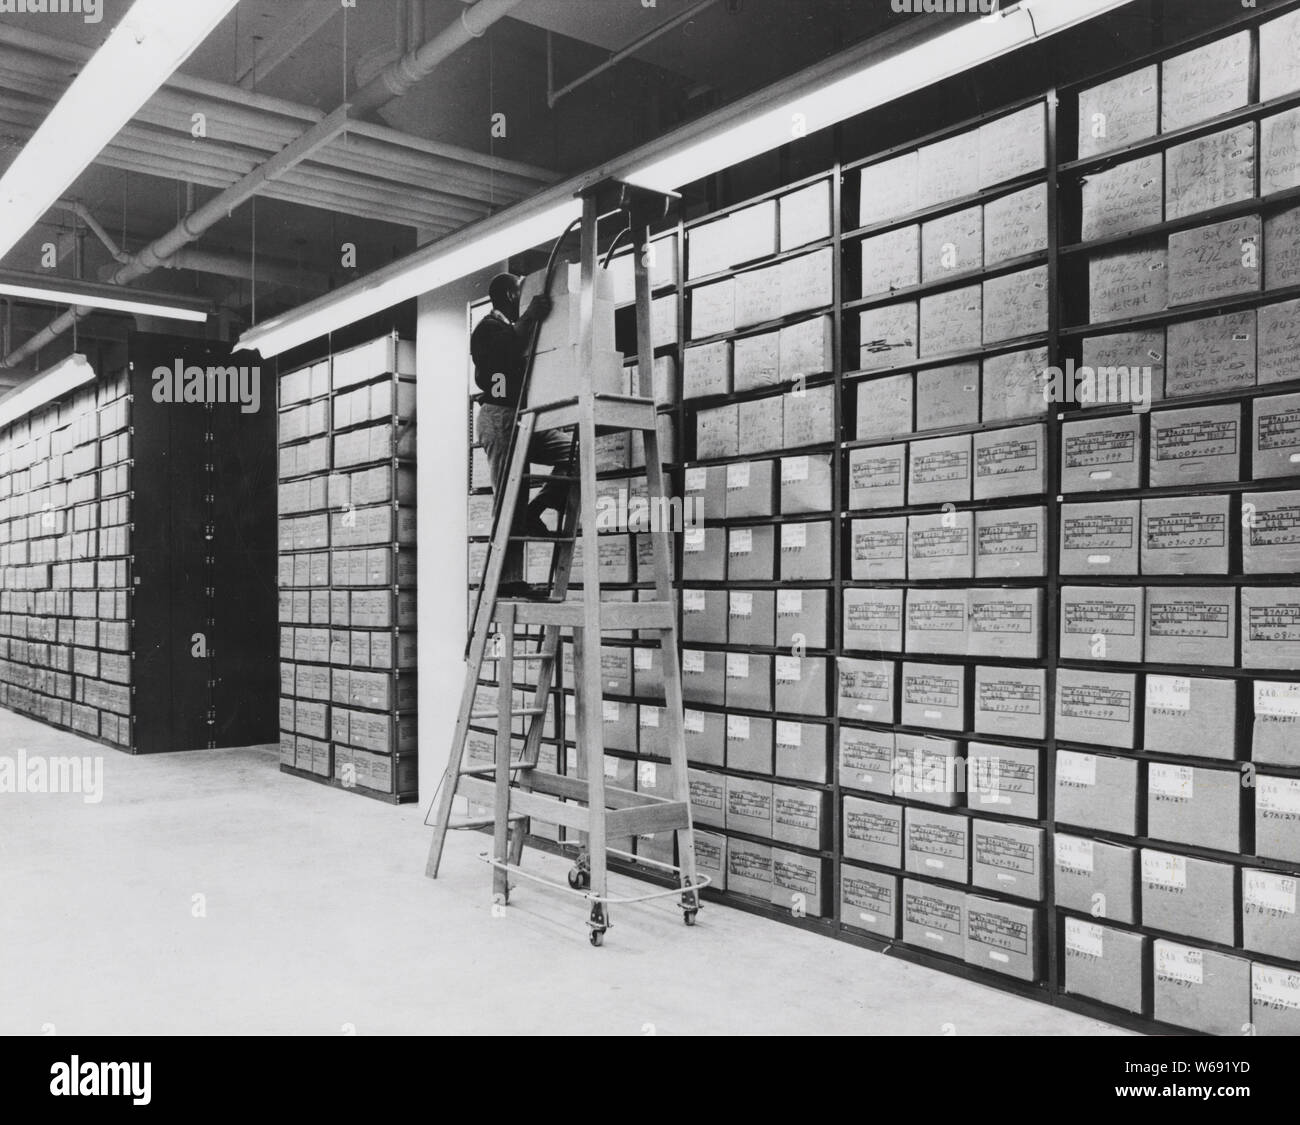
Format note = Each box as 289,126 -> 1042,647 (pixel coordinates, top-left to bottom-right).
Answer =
469,706 -> 548,721
447,812 -> 528,830
526,473 -> 577,483
459,762 -> 537,777
502,599 -> 675,629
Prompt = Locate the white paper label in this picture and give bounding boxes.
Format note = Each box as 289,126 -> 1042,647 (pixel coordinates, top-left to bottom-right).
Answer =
775,656 -> 802,682
565,694 -> 575,716
727,714 -> 750,740
726,462 -> 751,489
639,762 -> 657,787
640,707 -> 660,728
683,589 -> 707,612
604,756 -> 619,779
1253,968 -> 1300,1010
1146,675 -> 1191,713
683,651 -> 705,673
1259,777 -> 1300,816
776,721 -> 801,747
1244,871 -> 1297,914
730,528 -> 753,554
1149,764 -> 1193,801
685,467 -> 707,492
1255,681 -> 1300,718
730,592 -> 753,617
726,652 -> 750,678
783,523 -> 807,549
684,709 -> 706,734
777,589 -> 803,614
1142,851 -> 1188,889
782,456 -> 810,483
684,529 -> 706,553
1057,752 -> 1096,787
634,648 -> 654,670
1065,918 -> 1104,957
1156,944 -> 1203,985
603,701 -> 620,722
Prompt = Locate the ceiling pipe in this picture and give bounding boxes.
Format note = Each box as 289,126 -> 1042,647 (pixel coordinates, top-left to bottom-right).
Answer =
1,0 -> 528,368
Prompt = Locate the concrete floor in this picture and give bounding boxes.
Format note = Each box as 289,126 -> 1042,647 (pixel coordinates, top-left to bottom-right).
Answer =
0,709 -> 1130,1036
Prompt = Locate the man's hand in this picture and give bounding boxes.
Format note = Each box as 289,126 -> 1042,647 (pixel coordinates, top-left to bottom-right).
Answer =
523,294 -> 552,324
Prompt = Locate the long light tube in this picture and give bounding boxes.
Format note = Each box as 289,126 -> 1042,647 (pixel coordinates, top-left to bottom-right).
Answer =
0,273 -> 210,323
0,353 -> 95,430
0,0 -> 242,262
238,0 -> 1137,359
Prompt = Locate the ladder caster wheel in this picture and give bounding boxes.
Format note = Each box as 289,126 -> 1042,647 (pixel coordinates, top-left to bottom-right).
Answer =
589,927 -> 605,947
683,910 -> 698,927
568,867 -> 590,889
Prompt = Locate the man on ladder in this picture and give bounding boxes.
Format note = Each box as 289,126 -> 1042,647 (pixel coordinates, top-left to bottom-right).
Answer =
471,272 -> 569,598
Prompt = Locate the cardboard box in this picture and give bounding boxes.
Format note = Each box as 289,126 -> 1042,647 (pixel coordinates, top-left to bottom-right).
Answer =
1153,942 -> 1251,1036
726,838 -> 772,899
844,588 -> 904,653
902,879 -> 966,959
1161,30 -> 1250,133
1055,750 -> 1139,835
982,345 -> 1050,424
725,712 -> 773,775
965,896 -> 1039,981
905,807 -> 969,884
1141,495 -> 1230,575
1265,204 -> 1300,289
1080,329 -> 1167,406
843,795 -> 903,868
900,662 -> 965,732
1166,310 -> 1257,398
733,330 -> 780,394
738,395 -> 785,456
780,317 -> 833,382
1140,849 -> 1235,945
1254,680 -> 1300,766
775,719 -> 829,783
1061,414 -> 1143,492
855,374 -> 913,442
837,657 -> 895,724
915,364 -> 979,432
859,152 -> 918,227
696,404 -> 739,460
1256,774 -> 1300,862
1144,675 -> 1236,759
779,453 -> 832,514
1077,66 -> 1158,159
1055,667 -> 1138,749
838,725 -> 895,794
726,524 -> 775,582
779,247 -> 834,319
848,445 -> 907,511
725,775 -> 773,838
1242,587 -> 1300,669
1168,215 -> 1262,307
1060,500 -> 1140,576
917,129 -> 980,210
782,384 -> 834,449
772,783 -> 828,850
774,655 -> 829,717
858,302 -> 917,372
734,262 -> 783,330
771,849 -> 829,917
985,184 -> 1048,265
973,424 -> 1045,501
908,435 -> 972,505
690,278 -> 735,338
681,588 -> 726,644
1144,586 -> 1236,667
841,867 -> 898,939
1147,762 -> 1241,853
680,527 -> 726,582
969,588 -> 1041,660
723,460 -> 775,520
983,266 -> 1048,345
1089,243 -> 1168,322
780,180 -> 832,251
921,207 -> 980,282
1063,919 -> 1147,1014
1166,124 -> 1257,222
1251,963 -> 1300,1036
1056,834 -> 1139,924
1060,585 -> 1144,663
726,588 -> 775,647
1261,6 -> 1300,101
692,831 -> 727,894
1244,489 -> 1300,575
724,652 -> 772,713
861,225 -> 921,296
1259,298 -> 1300,387
920,286 -> 982,357
683,341 -> 732,400
1242,868 -> 1300,960
779,520 -> 832,582
681,648 -> 725,707
683,707 -> 725,768
1081,153 -> 1163,240
903,588 -> 969,657
906,511 -> 972,581
972,668 -> 1046,743
893,733 -> 963,809
979,102 -> 1045,187
974,506 -> 1046,579
971,818 -> 1044,902
683,464 -> 726,524
775,587 -> 829,649
1253,393 -> 1300,480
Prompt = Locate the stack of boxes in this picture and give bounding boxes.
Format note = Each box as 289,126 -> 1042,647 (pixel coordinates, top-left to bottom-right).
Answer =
278,335 -> 418,800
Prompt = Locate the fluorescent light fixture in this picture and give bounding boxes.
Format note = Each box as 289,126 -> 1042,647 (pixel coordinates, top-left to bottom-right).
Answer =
238,0 -> 1136,358
0,353 -> 95,430
0,272 -> 210,323
0,0 -> 241,262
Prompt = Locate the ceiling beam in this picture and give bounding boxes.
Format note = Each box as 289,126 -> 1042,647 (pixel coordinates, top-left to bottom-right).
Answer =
236,0 -> 342,91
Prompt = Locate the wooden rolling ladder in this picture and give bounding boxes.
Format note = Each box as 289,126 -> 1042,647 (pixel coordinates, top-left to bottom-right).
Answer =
425,182 -> 706,945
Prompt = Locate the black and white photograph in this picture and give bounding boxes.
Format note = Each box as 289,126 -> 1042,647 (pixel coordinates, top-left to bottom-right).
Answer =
1,0 -> 1299,1086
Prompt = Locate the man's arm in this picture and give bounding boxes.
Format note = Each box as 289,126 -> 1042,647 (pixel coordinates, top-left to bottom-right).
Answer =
512,293 -> 552,342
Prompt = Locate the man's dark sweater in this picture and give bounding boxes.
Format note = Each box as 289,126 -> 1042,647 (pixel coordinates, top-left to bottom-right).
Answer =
471,309 -> 528,409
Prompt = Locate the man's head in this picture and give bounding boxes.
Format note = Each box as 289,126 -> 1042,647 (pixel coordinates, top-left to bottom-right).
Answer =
489,272 -> 522,320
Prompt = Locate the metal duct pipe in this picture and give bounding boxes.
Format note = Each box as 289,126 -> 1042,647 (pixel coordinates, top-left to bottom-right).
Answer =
2,0 -> 527,368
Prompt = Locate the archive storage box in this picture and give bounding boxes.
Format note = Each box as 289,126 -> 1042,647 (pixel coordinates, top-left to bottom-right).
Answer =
279,334 -> 418,801
0,335 -> 277,753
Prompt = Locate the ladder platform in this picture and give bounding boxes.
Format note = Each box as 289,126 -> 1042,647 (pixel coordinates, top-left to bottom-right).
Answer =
524,394 -> 659,434
497,598 -> 675,629
449,812 -> 528,830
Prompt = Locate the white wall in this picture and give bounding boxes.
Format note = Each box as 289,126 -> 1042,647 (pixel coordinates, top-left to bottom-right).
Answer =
415,265 -> 500,806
